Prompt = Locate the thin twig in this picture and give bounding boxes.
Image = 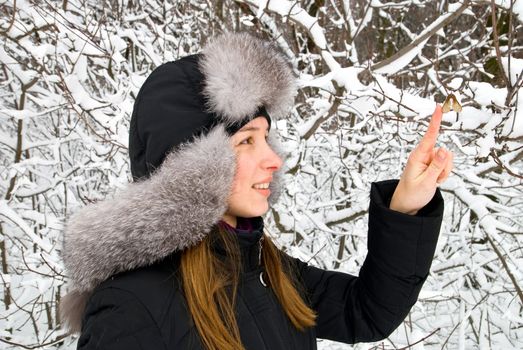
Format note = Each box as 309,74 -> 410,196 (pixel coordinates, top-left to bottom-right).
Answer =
0,334 -> 69,349
485,234 -> 523,306
372,0 -> 469,72
490,0 -> 510,88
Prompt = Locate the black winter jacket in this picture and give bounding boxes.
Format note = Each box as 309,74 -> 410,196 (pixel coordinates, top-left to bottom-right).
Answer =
76,179 -> 444,349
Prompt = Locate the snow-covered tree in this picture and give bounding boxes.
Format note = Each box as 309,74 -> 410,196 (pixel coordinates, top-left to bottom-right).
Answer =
1,0 -> 521,348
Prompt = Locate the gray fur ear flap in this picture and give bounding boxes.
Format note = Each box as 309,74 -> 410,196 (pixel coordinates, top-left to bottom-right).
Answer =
267,128 -> 289,205
59,289 -> 91,334
200,32 -> 297,125
62,125 -> 236,294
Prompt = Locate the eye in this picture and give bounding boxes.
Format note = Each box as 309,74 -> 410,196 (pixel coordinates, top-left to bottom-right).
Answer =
239,136 -> 253,145
238,134 -> 270,145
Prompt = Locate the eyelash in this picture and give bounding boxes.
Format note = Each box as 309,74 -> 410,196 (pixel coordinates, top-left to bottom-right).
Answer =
240,135 -> 269,145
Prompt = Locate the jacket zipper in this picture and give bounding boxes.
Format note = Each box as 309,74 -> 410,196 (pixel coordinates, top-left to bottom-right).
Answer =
258,235 -> 268,287
258,235 -> 264,266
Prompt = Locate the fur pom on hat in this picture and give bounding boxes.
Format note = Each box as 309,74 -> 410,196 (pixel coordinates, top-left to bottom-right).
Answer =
60,32 -> 294,334
200,32 -> 297,123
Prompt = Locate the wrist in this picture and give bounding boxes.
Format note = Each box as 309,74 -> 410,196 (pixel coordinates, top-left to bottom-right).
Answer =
390,186 -> 419,215
389,204 -> 418,215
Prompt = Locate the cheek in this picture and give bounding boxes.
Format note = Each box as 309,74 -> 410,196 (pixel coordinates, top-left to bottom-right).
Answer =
231,155 -> 253,192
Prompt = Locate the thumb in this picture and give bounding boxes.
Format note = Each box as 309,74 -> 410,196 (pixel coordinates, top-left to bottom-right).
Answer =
423,147 -> 447,184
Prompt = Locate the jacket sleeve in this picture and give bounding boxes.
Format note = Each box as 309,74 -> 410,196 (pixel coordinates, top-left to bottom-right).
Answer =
286,179 -> 444,344
77,287 -> 167,350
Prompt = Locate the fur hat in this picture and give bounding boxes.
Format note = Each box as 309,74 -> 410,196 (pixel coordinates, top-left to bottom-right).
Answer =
59,32 -> 297,333
129,32 -> 296,180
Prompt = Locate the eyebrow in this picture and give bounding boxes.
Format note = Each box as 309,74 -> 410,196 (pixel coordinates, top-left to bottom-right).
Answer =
237,126 -> 269,133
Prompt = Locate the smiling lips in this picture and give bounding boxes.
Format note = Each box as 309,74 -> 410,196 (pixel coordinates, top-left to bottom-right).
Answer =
253,187 -> 271,197
252,179 -> 272,197
253,183 -> 269,189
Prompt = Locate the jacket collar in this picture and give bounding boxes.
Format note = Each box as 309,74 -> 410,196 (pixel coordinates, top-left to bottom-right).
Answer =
214,216 -> 265,272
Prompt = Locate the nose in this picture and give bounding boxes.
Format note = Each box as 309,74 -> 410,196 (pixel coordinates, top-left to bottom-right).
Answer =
262,143 -> 283,172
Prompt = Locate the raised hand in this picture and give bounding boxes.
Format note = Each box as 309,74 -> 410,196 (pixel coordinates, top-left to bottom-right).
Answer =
389,105 -> 454,215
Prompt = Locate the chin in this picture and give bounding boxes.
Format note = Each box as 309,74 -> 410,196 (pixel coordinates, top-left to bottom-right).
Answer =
253,204 -> 270,217
227,196 -> 270,218
240,211 -> 267,218
233,206 -> 269,218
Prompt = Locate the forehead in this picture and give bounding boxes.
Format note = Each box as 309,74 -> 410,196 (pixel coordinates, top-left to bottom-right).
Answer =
238,116 -> 270,132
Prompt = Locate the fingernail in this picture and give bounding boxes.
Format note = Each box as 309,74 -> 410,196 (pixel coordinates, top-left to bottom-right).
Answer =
437,148 -> 446,160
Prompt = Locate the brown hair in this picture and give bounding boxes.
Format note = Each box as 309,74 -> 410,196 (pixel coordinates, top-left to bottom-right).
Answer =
180,225 -> 317,350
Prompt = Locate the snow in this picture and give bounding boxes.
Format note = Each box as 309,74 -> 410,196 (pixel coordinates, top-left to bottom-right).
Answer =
502,97 -> 523,137
496,0 -> 523,22
0,201 -> 50,251
1,1 -> 522,349
375,9 -> 460,75
375,38 -> 429,75
501,56 -> 523,86
0,46 -> 38,85
468,82 -> 507,107
450,106 -> 492,130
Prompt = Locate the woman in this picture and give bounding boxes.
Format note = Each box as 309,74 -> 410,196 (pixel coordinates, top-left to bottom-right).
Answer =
60,32 -> 453,349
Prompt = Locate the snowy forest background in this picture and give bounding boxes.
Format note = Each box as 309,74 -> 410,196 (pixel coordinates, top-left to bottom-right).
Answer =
1,0 -> 522,349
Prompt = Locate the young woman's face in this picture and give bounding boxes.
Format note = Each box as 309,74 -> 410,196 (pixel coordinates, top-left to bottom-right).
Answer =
223,116 -> 283,228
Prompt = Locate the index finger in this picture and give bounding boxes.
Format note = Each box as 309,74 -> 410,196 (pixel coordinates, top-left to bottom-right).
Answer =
417,104 -> 442,153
